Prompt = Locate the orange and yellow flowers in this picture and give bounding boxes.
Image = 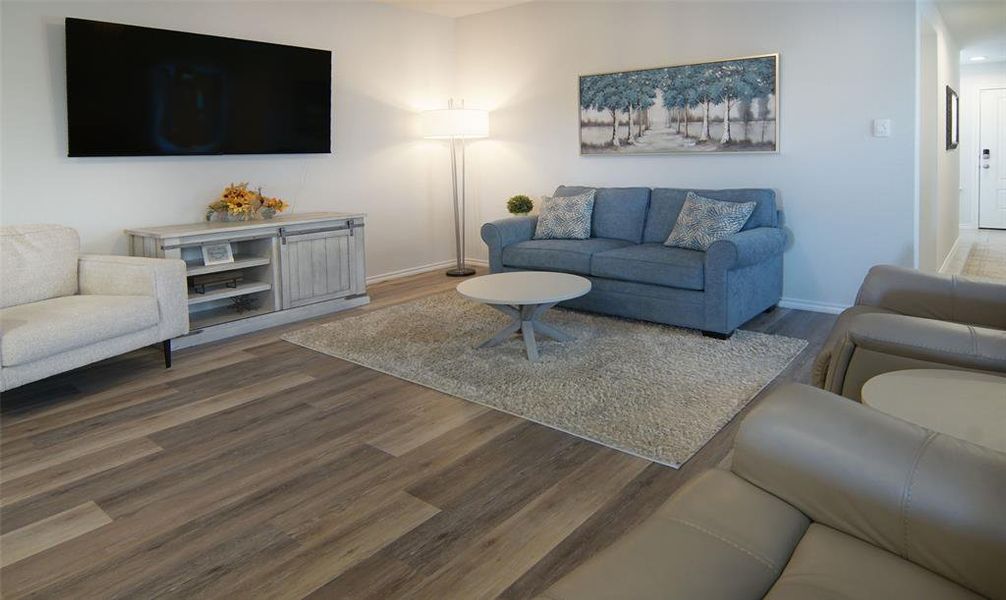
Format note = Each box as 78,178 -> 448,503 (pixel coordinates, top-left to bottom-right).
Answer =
207,183 -> 288,221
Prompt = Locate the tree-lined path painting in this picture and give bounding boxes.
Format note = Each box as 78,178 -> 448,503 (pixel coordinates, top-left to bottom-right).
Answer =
579,54 -> 778,155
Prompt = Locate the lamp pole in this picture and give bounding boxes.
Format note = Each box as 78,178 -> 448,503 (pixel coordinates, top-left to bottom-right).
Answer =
446,98 -> 476,277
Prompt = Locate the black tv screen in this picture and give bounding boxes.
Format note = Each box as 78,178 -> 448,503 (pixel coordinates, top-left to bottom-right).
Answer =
65,18 -> 331,156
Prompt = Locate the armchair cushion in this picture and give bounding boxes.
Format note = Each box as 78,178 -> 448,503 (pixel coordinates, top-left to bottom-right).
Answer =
765,524 -> 982,600
591,243 -> 704,290
1,225 -> 79,308
0,295 -> 159,366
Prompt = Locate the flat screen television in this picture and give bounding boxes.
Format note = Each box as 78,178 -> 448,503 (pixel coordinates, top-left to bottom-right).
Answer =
65,18 -> 331,157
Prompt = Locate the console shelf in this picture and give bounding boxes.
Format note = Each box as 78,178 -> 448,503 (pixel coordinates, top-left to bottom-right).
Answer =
187,281 -> 272,306
185,255 -> 271,276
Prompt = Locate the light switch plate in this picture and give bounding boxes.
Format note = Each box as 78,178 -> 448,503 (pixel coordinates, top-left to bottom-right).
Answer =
873,119 -> 892,137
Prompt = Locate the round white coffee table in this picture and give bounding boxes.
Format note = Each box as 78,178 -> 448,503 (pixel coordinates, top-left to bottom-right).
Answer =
457,271 -> 591,362
862,369 -> 1006,453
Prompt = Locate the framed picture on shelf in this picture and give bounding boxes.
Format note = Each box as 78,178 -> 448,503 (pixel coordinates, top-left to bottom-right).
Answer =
201,242 -> 234,266
946,85 -> 959,150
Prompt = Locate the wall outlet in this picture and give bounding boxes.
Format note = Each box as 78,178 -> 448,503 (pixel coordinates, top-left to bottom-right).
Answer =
872,119 -> 892,137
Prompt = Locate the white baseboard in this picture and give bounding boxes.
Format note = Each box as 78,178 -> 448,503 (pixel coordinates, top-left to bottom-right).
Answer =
366,258 -> 489,285
938,235 -> 967,274
778,297 -> 849,315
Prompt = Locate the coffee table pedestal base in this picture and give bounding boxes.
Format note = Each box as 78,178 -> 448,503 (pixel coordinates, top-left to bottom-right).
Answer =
478,303 -> 573,362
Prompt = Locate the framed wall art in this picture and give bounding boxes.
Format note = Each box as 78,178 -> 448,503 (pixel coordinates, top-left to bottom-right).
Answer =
579,54 -> 779,155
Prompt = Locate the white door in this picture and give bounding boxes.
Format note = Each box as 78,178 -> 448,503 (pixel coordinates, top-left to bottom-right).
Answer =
979,88 -> 1006,229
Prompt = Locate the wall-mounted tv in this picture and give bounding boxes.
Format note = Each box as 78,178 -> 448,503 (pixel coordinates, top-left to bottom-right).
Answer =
65,18 -> 332,157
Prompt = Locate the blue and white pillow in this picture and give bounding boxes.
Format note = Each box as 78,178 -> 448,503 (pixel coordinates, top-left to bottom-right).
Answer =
534,190 -> 596,240
664,192 -> 756,251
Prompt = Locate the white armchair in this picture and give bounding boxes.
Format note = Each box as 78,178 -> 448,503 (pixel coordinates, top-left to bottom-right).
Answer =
0,225 -> 188,391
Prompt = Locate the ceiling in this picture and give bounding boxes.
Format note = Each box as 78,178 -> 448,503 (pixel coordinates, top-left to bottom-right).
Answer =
379,0 -> 1004,63
935,0 -> 1006,63
379,0 -> 531,18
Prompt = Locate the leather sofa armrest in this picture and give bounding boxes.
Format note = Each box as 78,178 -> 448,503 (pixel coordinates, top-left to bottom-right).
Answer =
480,216 -> 537,272
705,227 -> 786,271
855,265 -> 1006,329
847,313 -> 1006,373
78,255 -> 189,339
733,383 -> 1006,600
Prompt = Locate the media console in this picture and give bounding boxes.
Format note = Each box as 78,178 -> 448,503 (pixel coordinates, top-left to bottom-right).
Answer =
126,212 -> 368,349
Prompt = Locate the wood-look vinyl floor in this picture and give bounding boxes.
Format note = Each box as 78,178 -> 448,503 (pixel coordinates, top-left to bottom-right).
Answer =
0,268 -> 836,599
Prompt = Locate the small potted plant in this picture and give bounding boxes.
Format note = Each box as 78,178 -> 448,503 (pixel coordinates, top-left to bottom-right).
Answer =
506,194 -> 534,215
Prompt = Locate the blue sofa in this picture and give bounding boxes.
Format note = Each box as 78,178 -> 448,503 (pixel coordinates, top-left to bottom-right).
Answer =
480,186 -> 786,337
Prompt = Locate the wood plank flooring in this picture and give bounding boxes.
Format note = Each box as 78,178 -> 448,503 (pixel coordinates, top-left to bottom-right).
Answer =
0,268 -> 836,599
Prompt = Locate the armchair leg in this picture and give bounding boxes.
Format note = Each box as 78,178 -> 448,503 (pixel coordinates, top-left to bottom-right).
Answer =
162,340 -> 172,369
702,330 -> 734,340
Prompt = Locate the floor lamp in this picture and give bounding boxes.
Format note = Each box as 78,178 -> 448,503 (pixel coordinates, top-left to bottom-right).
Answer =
422,100 -> 489,277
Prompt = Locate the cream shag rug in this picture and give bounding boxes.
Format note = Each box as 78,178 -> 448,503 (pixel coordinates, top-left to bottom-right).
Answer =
283,293 -> 808,467
963,241 -> 1006,281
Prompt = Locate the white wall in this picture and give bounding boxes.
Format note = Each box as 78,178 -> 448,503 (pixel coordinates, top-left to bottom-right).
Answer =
455,1 -> 917,310
960,61 -> 1006,228
0,1 -> 460,279
917,1 -> 960,272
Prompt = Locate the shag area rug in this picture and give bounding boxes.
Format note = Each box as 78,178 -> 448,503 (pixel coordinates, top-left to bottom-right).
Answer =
283,293 -> 807,467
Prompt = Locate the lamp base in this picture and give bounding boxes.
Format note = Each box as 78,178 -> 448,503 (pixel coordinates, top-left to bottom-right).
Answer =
446,266 -> 477,277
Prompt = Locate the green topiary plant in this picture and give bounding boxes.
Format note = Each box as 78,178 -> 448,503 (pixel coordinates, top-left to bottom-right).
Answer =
507,194 -> 534,215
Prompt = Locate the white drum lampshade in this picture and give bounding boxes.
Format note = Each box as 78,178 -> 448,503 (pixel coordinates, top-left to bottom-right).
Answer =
421,107 -> 489,139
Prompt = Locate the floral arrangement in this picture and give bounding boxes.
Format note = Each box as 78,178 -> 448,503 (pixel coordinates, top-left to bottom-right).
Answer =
206,183 -> 289,222
506,194 -> 534,215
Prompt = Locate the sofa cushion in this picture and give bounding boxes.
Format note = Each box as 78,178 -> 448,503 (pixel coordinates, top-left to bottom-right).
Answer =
765,524 -> 982,600
0,295 -> 159,367
643,188 -> 778,244
592,243 -> 705,290
555,186 -> 650,243
502,238 -> 634,275
1,225 -> 80,308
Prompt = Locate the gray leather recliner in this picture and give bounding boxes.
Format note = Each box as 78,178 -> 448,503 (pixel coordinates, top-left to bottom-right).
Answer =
813,265 -> 1006,400
538,383 -> 1006,600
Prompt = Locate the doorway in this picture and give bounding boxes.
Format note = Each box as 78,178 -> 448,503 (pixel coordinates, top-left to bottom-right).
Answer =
979,88 -> 1006,229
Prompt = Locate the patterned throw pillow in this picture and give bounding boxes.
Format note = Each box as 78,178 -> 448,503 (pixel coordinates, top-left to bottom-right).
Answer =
533,190 -> 596,240
664,192 -> 757,251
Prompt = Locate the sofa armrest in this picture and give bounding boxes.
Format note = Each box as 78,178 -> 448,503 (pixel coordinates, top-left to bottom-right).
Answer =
705,227 -> 786,271
78,255 -> 189,339
480,216 -> 537,272
846,312 -> 1006,373
855,265 -> 1006,329
733,383 -> 1006,600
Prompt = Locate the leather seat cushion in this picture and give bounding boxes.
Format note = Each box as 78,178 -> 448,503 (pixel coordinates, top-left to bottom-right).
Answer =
0,295 -> 159,366
539,469 -> 809,600
591,243 -> 705,290
765,524 -> 984,600
502,238 -> 634,275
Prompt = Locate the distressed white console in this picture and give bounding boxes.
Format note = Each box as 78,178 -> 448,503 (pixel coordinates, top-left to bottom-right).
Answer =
126,212 -> 369,349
